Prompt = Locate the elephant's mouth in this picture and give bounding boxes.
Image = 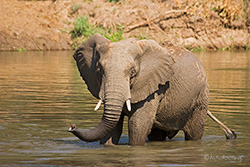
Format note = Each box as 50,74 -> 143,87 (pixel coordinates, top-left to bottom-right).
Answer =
68,124 -> 77,132
93,98 -> 131,112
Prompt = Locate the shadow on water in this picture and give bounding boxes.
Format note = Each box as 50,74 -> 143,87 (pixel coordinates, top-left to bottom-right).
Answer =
0,51 -> 249,166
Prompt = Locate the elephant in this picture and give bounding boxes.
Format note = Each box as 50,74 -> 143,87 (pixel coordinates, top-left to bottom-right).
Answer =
68,34 -> 236,146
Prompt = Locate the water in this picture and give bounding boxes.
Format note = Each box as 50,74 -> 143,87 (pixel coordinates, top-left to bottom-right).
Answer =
0,51 -> 249,166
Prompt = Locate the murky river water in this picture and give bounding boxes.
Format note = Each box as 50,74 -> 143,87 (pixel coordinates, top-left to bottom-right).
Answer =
0,51 -> 249,166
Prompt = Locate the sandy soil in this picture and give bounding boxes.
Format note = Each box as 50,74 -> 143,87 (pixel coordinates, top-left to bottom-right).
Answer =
0,0 -> 250,51
0,0 -> 72,51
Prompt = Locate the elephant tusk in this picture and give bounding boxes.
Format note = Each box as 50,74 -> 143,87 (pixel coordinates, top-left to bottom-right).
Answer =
68,127 -> 72,131
126,99 -> 131,111
94,100 -> 102,111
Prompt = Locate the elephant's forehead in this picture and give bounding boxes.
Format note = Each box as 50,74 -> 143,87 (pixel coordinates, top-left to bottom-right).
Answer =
106,44 -> 131,59
101,49 -> 133,65
101,47 -> 127,61
107,44 -> 139,60
109,42 -> 129,53
100,48 -> 135,70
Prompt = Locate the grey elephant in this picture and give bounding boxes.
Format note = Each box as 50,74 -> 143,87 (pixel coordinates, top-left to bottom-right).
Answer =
68,34 -> 236,146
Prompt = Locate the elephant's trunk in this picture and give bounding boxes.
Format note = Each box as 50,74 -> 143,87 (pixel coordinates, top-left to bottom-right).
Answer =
69,83 -> 127,142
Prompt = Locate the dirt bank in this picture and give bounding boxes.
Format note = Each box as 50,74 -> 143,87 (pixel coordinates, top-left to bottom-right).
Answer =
0,0 -> 72,51
0,0 -> 250,51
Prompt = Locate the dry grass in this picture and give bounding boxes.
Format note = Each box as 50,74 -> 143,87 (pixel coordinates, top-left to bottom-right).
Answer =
82,0 -> 245,30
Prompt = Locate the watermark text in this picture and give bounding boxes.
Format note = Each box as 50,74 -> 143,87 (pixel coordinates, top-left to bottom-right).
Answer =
204,154 -> 243,162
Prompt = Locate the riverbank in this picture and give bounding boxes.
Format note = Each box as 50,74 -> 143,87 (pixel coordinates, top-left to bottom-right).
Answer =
0,0 -> 250,51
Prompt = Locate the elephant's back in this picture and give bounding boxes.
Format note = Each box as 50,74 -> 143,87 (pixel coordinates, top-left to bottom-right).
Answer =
169,49 -> 208,107
161,41 -> 207,88
172,49 -> 207,86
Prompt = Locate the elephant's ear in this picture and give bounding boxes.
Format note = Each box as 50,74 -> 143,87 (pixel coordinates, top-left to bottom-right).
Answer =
130,40 -> 174,103
73,34 -> 110,99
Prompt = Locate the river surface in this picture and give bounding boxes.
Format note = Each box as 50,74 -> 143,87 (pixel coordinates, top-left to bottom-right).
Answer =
0,51 -> 249,166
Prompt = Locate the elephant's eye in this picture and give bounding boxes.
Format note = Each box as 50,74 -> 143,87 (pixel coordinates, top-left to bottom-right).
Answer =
130,68 -> 136,78
130,68 -> 137,87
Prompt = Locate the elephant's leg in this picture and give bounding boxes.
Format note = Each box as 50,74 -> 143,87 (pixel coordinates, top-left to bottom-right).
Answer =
148,128 -> 167,141
183,106 -> 207,140
148,129 -> 179,141
128,97 -> 158,146
100,114 -> 124,145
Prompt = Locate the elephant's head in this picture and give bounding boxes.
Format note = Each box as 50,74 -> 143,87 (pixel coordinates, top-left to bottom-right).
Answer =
69,34 -> 174,142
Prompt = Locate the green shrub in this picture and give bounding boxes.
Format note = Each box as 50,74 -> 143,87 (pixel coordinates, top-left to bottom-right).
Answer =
71,15 -> 124,48
17,48 -> 26,52
71,16 -> 96,39
104,25 -> 123,42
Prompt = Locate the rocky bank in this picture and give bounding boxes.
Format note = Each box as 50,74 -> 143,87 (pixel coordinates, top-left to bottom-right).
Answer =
0,0 -> 250,51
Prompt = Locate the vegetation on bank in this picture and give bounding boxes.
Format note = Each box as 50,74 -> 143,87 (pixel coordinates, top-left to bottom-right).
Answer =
2,0 -> 249,51
70,15 -> 250,51
71,16 -> 123,49
68,0 -> 250,51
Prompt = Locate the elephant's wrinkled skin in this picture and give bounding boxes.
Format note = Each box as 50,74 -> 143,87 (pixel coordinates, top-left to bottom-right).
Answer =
69,34 -> 236,146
